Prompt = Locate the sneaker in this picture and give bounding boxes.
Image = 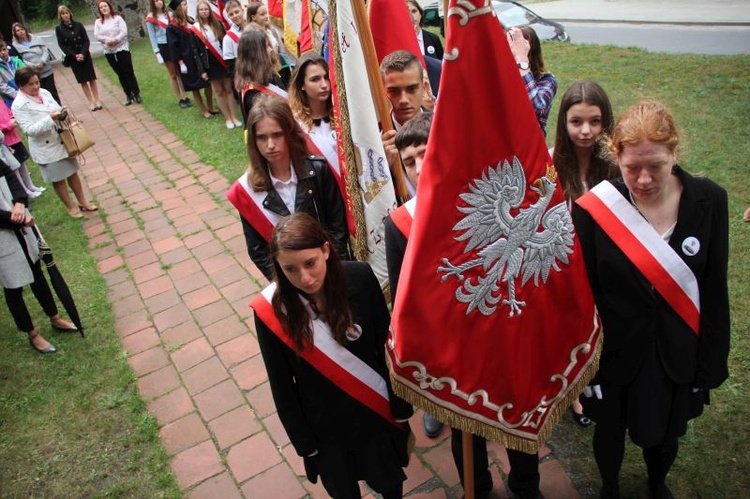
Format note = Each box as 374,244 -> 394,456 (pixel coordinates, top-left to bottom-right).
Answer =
226,121 -> 235,129
29,190 -> 43,199
179,99 -> 189,109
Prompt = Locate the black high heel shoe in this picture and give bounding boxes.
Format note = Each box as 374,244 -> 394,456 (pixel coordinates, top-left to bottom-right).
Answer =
571,407 -> 592,427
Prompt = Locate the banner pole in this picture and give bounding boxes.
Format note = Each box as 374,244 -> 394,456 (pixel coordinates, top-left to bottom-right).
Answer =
462,431 -> 475,499
350,0 -> 410,204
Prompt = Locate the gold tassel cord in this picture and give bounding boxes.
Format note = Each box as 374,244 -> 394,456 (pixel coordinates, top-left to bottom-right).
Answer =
386,333 -> 602,455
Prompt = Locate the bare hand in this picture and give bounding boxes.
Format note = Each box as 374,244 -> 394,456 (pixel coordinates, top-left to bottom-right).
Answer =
506,27 -> 530,62
201,72 -> 208,80
10,202 -> 25,224
23,214 -> 35,227
381,129 -> 398,167
76,54 -> 84,62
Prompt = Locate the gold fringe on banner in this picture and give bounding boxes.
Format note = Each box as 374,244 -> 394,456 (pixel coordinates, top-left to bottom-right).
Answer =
329,0 -> 370,263
386,332 -> 602,454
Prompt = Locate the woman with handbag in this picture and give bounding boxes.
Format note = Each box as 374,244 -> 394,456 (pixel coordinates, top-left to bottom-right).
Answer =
11,67 -> 96,219
56,5 -> 103,112
0,159 -> 78,354
11,22 -> 61,106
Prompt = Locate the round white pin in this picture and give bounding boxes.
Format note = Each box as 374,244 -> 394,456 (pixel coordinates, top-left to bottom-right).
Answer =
427,46 -> 435,55
346,324 -> 362,341
682,236 -> 700,256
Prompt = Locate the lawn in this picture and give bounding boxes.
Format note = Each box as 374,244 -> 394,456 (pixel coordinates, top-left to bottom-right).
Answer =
0,34 -> 748,497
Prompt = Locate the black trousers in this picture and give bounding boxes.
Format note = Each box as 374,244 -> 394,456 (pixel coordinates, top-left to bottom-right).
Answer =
4,259 -> 58,333
450,429 -> 540,499
40,73 -> 61,105
105,50 -> 140,98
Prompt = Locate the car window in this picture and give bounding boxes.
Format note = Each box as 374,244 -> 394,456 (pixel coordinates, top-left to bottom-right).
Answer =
492,2 -> 537,28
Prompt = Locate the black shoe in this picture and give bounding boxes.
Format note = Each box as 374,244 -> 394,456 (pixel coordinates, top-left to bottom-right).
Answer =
422,413 -> 444,438
179,98 -> 189,109
184,97 -> 193,107
133,94 -> 142,104
124,95 -> 133,106
571,407 -> 592,427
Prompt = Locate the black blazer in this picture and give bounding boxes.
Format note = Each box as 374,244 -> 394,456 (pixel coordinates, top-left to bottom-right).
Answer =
166,23 -> 209,92
241,156 -> 349,281
55,21 -> 91,64
255,261 -> 413,457
421,29 -> 443,60
384,214 -> 408,307
573,167 -> 729,390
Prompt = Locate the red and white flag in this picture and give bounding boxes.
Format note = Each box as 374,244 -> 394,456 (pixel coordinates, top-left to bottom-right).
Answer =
386,0 -> 601,452
329,0 -> 398,287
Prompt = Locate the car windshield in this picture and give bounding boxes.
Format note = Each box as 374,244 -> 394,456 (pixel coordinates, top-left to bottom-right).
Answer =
492,2 -> 538,28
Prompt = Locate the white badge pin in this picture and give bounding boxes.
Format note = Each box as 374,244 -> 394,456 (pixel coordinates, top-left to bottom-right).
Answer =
682,236 -> 700,256
346,324 -> 362,341
427,46 -> 435,55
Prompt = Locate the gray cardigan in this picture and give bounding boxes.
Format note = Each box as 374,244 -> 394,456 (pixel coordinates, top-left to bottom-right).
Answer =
12,36 -> 54,78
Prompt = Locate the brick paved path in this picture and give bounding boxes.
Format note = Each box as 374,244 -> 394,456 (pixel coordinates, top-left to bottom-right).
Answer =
57,66 -> 580,498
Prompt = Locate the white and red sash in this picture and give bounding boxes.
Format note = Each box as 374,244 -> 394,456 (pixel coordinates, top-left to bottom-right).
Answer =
169,20 -> 192,36
251,284 -> 398,426
390,197 -> 417,239
191,24 -> 228,70
576,181 -> 700,335
225,30 -> 240,44
146,13 -> 170,29
226,172 -> 277,242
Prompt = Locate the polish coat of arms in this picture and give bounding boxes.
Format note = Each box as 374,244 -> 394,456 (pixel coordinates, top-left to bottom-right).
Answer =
438,157 -> 575,317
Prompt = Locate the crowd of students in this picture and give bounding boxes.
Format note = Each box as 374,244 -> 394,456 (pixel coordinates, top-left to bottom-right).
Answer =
0,2 -> 733,498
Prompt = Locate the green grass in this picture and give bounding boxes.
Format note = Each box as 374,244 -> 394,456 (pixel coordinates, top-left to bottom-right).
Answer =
1,35 -> 748,497
0,186 -> 180,495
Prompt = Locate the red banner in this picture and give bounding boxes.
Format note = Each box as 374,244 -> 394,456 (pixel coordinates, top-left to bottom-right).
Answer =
368,0 -> 426,66
386,0 -> 601,452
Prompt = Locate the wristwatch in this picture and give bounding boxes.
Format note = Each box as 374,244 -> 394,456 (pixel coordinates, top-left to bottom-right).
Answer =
517,61 -> 530,71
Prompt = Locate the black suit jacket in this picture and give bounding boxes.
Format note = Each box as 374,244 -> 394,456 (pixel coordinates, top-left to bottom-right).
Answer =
384,215 -> 408,307
421,29 -> 443,60
241,156 -> 350,281
573,167 -> 729,390
255,261 -> 413,457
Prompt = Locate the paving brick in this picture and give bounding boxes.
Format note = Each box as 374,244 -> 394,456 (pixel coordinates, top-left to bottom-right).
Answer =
422,439 -> 460,488
183,285 -> 222,311
111,293 -> 145,319
132,262 -> 164,284
262,412 -> 290,448
209,405 -> 262,450
160,320 -> 204,349
186,472 -> 242,499
281,444 -> 305,477
98,254 -> 125,273
128,347 -> 170,376
160,246 -> 192,266
194,379 -> 245,421
127,248 -> 159,270
160,413 -> 211,455
172,337 -> 215,372
226,432 -> 282,483
171,441 -> 224,489
406,489 -> 449,499
144,288 -> 183,315
147,387 -> 195,426
174,271 -> 212,295
216,334 -> 260,368
203,315 -> 249,347
229,354 -> 268,391
153,303 -> 192,332
240,463 -> 306,499
219,279 -> 255,303
182,356 -> 229,395
193,300 -> 235,328
122,326 -> 160,355
117,314 -> 153,338
167,258 -> 202,279
153,235 -> 183,255
246,381 -> 276,418
539,459 -> 579,499
138,275 -> 174,299
403,453 -> 435,494
137,365 -> 181,401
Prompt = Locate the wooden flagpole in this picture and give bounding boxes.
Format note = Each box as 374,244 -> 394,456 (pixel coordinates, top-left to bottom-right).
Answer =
349,0 -> 410,204
462,431 -> 475,499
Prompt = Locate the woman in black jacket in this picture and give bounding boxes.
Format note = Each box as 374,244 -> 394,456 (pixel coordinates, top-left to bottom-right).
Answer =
251,213 -> 411,498
55,5 -> 102,111
226,94 -> 349,281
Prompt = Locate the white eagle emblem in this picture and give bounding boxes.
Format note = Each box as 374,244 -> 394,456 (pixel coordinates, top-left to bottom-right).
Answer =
438,157 -> 575,317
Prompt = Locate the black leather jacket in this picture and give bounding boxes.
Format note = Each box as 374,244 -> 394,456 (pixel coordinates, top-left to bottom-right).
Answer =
241,156 -> 350,280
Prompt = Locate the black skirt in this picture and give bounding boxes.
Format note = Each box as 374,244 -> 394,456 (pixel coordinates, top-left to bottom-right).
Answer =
70,53 -> 96,83
206,52 -> 230,81
158,42 -> 173,62
583,341 -> 707,448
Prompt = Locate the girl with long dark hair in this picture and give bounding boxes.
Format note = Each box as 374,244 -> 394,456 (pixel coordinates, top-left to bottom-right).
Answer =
250,212 -> 412,499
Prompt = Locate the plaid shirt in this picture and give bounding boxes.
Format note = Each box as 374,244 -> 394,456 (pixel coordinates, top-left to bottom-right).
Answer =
522,71 -> 557,136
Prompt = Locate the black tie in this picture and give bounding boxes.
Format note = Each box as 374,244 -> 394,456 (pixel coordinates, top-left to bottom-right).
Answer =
312,116 -> 331,126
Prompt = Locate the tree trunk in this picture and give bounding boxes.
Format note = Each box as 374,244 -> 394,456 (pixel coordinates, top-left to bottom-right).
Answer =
89,0 -> 150,41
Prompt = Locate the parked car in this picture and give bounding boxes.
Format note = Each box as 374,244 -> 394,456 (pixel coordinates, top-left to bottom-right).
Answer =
420,0 -> 570,42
